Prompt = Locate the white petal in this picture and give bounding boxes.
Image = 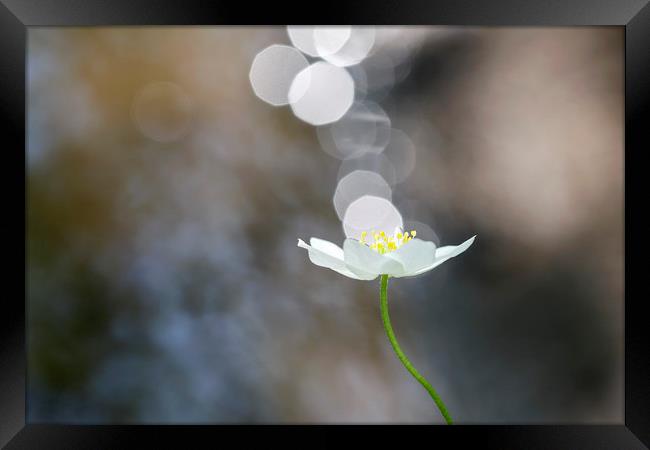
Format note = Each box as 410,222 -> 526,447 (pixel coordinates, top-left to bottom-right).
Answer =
405,235 -> 476,278
310,237 -> 344,260
343,239 -> 404,279
385,238 -> 437,277
297,238 -> 363,279
434,235 -> 476,259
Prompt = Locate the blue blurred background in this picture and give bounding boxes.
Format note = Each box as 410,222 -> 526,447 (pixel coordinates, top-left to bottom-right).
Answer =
27,26 -> 623,423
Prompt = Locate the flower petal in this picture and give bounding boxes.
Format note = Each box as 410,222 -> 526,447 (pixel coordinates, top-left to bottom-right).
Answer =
405,235 -> 476,277
343,239 -> 404,279
309,237 -> 344,260
384,238 -> 437,276
297,238 -> 364,279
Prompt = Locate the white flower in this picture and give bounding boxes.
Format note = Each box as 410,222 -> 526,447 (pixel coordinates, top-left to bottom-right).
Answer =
297,228 -> 475,280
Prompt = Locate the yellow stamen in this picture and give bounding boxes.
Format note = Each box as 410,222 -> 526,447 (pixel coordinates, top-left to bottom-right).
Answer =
358,228 -> 417,254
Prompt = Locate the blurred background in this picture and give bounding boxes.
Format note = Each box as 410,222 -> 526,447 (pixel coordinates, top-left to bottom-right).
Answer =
27,26 -> 623,423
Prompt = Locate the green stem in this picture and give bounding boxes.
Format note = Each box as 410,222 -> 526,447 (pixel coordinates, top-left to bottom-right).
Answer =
379,274 -> 453,425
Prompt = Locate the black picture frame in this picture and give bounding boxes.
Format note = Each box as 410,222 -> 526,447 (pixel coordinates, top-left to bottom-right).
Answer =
2,0 -> 648,448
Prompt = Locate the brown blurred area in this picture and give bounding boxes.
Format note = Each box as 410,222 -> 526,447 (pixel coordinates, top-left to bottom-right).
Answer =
27,27 -> 622,423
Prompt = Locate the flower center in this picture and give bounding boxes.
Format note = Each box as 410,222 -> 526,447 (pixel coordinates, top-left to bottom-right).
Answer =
359,229 -> 417,254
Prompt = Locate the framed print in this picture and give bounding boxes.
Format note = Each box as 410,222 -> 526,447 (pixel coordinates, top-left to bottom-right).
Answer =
1,0 -> 649,448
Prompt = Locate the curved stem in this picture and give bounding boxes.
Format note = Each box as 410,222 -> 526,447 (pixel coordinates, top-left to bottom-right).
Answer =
379,274 -> 453,425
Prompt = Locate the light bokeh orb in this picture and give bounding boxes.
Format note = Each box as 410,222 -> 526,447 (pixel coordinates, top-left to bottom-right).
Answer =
332,101 -> 391,157
249,44 -> 310,106
343,195 -> 403,240
316,101 -> 391,160
131,81 -> 193,143
288,26 -> 356,60
333,170 -> 392,220
288,62 -> 355,126
382,129 -> 416,183
287,26 -> 320,57
338,152 -> 397,186
321,27 -> 376,67
313,27 -> 351,57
